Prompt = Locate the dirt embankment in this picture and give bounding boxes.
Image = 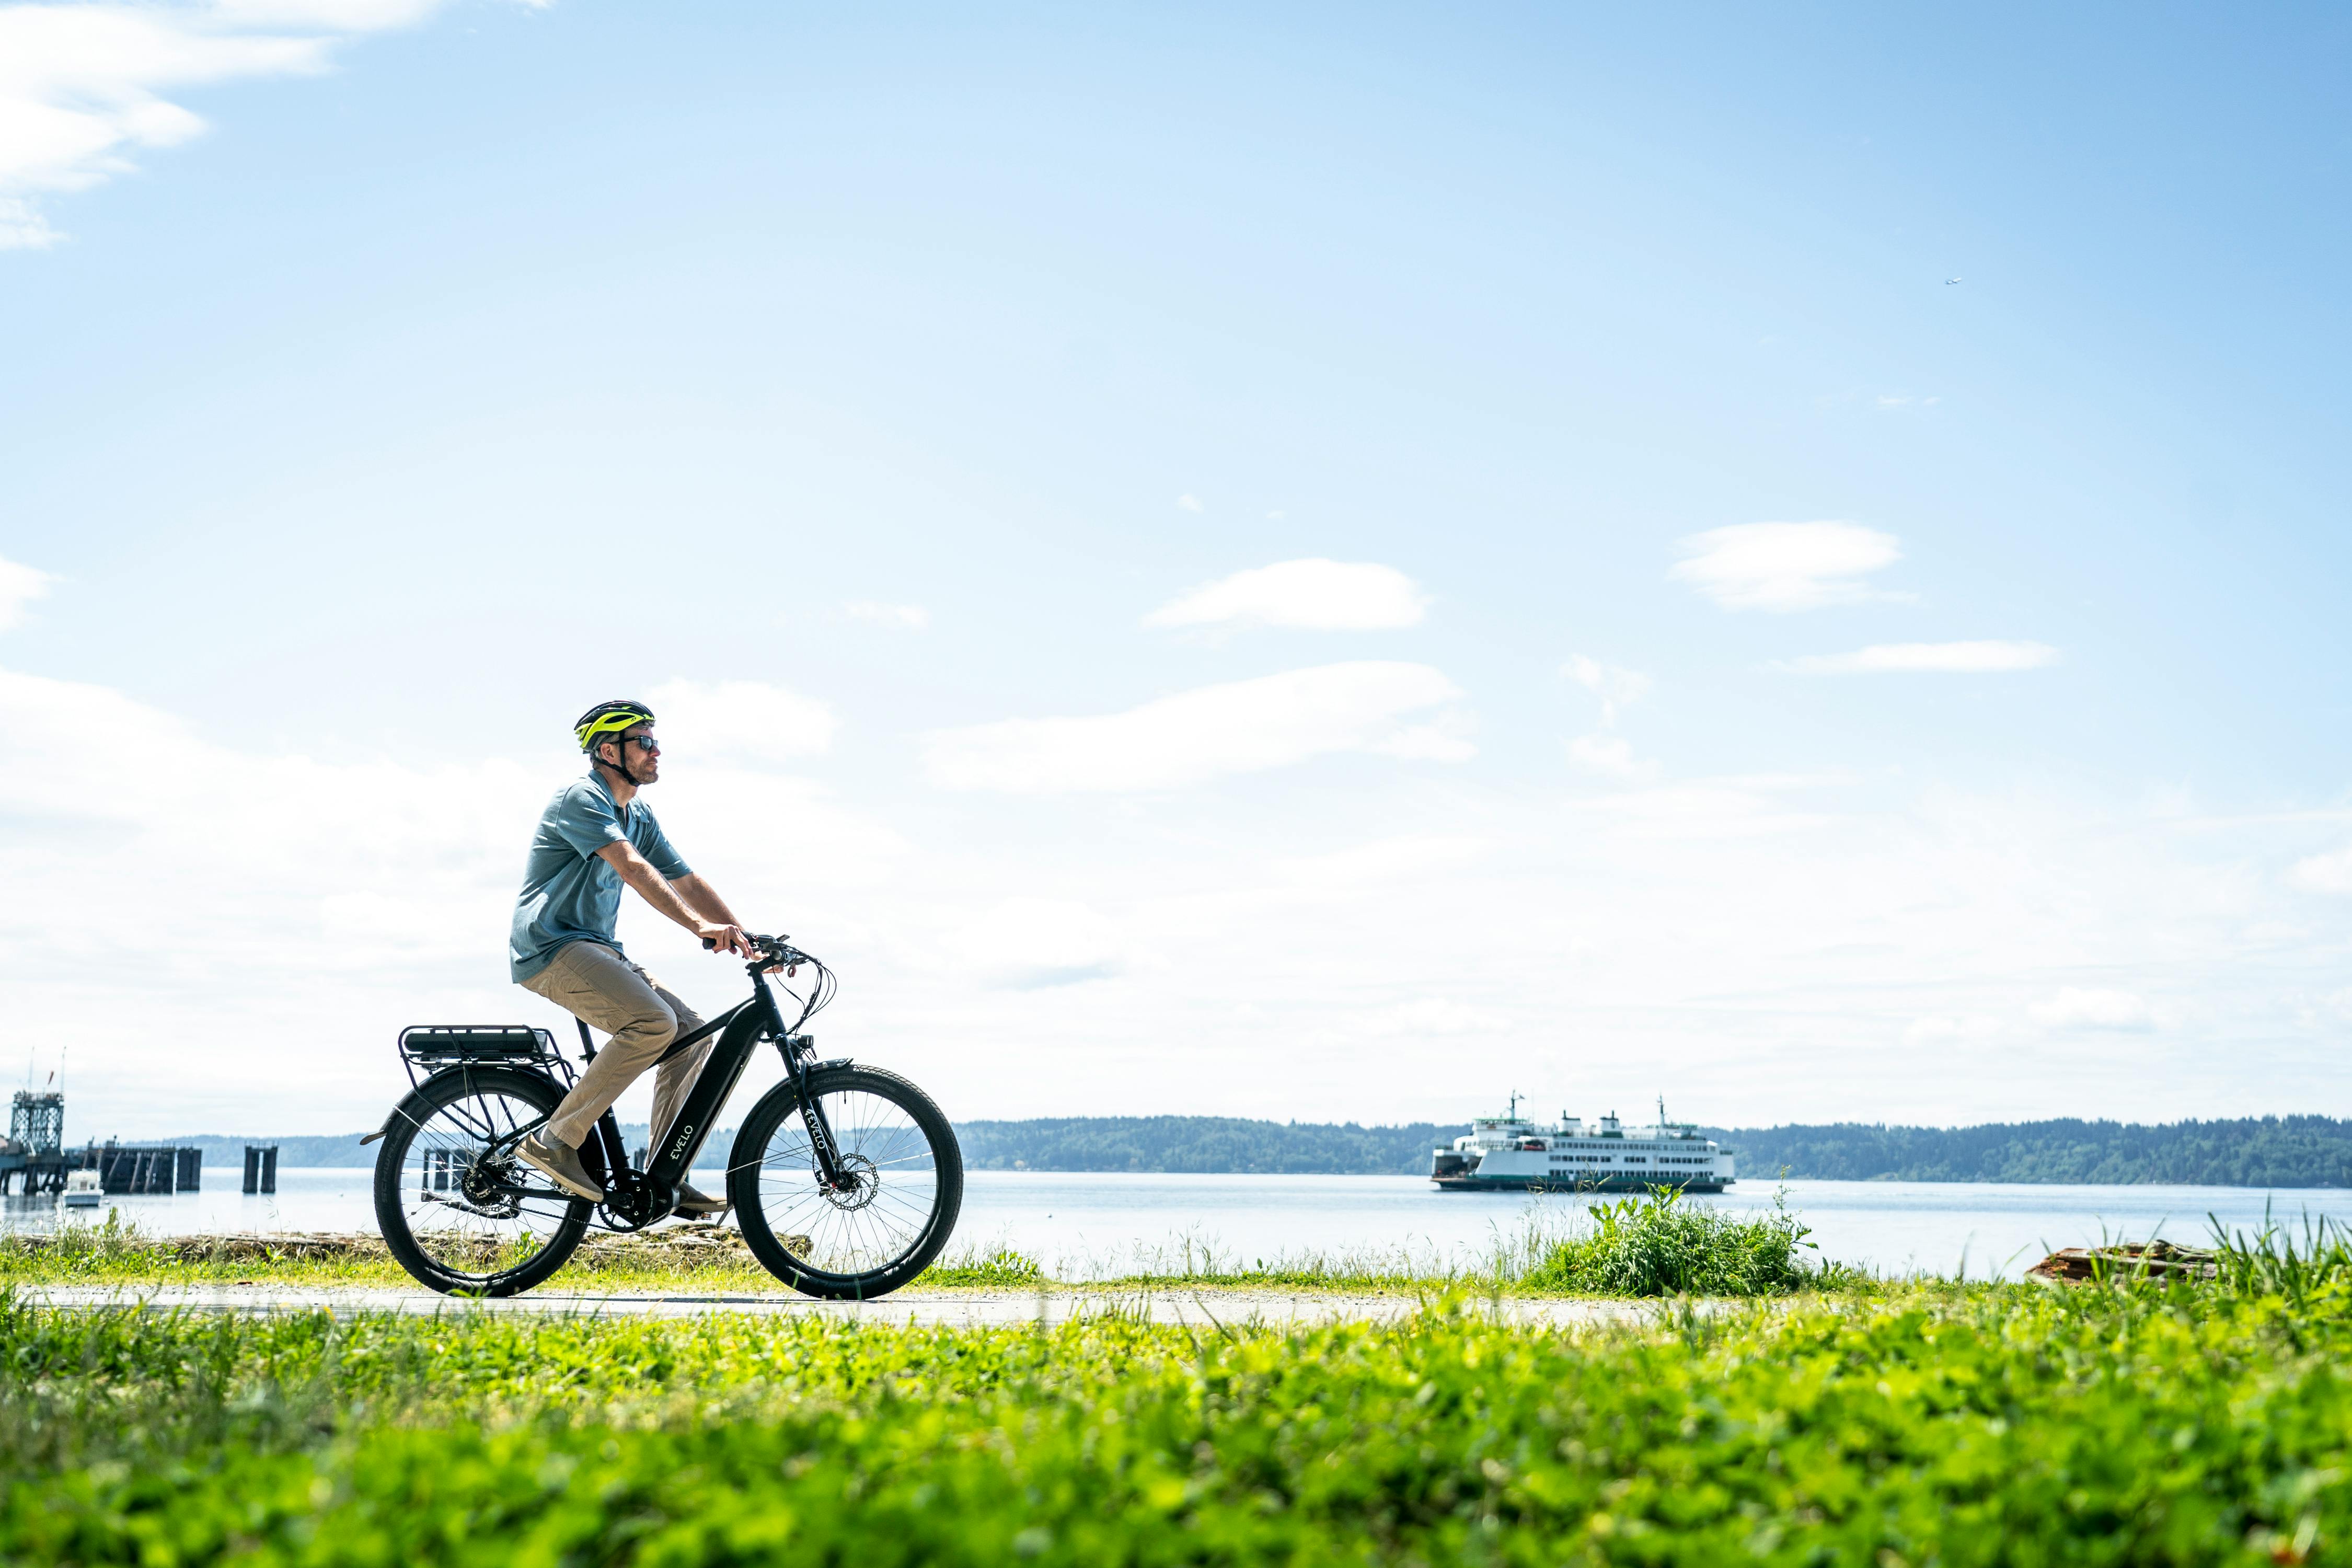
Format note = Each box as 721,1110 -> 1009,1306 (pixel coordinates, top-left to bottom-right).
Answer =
11,1223 -> 768,1267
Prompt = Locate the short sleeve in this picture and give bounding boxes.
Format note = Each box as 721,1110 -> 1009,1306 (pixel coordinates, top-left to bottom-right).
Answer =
635,808 -> 691,880
550,782 -> 629,860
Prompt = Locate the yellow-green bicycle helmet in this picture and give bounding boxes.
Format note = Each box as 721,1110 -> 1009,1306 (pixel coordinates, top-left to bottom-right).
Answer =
574,699 -> 655,753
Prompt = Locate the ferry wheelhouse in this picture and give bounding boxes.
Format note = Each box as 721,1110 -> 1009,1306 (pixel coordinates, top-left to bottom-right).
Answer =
1430,1096 -> 1732,1193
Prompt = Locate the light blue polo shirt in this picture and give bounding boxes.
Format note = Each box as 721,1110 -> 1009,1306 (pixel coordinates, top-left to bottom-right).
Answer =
509,770 -> 692,982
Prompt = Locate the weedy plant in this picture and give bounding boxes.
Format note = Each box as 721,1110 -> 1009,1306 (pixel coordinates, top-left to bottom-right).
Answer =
1517,1184 -> 1858,1296
919,1242 -> 1046,1286
2209,1204 -> 2352,1308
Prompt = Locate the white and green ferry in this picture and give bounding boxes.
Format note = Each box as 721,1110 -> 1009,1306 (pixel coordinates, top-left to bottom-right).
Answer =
1429,1096 -> 1733,1193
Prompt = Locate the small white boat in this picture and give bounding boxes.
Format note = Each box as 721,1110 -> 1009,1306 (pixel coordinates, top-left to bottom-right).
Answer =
62,1170 -> 102,1208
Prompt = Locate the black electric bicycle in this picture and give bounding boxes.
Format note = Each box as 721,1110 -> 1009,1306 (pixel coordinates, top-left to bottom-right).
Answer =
370,935 -> 962,1298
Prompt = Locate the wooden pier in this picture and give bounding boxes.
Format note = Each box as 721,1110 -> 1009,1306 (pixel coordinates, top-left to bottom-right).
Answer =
0,1092 -> 202,1198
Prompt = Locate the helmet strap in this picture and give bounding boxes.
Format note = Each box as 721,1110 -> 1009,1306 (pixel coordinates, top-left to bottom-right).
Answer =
597,735 -> 645,789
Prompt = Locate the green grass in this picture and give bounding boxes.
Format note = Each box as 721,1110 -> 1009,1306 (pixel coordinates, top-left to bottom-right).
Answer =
7,1262 -> 2352,1564
0,1214 -> 1045,1295
920,1242 -> 1047,1287
0,1189 -> 1836,1299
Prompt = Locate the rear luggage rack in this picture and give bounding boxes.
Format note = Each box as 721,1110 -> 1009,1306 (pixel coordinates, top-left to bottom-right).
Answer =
397,1025 -> 571,1090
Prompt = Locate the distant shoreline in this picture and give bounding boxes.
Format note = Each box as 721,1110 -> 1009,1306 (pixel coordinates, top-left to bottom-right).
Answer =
145,1114 -> 2352,1187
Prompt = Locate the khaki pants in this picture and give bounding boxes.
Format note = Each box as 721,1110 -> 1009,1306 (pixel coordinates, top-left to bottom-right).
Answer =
522,940 -> 714,1153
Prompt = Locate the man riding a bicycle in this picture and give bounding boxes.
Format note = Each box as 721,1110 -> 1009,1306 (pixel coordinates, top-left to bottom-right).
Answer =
509,698 -> 758,1213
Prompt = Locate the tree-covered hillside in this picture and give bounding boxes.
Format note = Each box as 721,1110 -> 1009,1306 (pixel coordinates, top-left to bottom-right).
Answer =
959,1114 -> 2352,1186
1713,1117 -> 2352,1186
956,1117 -> 1455,1174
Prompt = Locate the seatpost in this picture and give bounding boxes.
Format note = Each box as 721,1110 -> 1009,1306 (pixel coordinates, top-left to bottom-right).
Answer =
575,1019 -> 597,1062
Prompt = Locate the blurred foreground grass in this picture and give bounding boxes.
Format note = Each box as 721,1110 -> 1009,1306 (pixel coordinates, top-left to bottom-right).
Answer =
7,1252 -> 2352,1564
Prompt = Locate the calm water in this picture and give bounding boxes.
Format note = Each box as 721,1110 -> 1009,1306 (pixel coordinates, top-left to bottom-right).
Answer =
10,1168 -> 2352,1281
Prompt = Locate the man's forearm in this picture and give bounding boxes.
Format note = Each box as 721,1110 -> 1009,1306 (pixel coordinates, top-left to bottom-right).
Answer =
673,873 -> 744,929
614,855 -> 709,934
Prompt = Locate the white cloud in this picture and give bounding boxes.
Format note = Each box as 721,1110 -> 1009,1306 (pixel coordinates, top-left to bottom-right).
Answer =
2029,988 -> 2156,1032
2291,846 -> 2352,894
645,677 -> 836,768
1177,493 -> 1203,513
1567,733 -> 1657,781
843,600 -> 929,630
1901,1015 -> 2002,1049
924,661 -> 1469,793
6,648 -> 2347,1139
1565,658 -> 1655,780
1564,655 -> 1650,727
0,658 -> 908,1129
1774,640 -> 2060,675
0,197 -> 55,249
1369,714 -> 1477,763
1565,774 -> 1838,838
0,555 -> 56,628
211,2 -> 455,24
1368,997 -> 1512,1036
951,897 -> 1124,988
1670,522 -> 1904,612
1144,559 -> 1428,631
1274,836 -> 1490,887
0,1 -> 492,248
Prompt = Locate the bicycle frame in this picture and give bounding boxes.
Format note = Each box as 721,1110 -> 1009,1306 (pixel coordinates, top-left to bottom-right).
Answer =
481,944 -> 852,1229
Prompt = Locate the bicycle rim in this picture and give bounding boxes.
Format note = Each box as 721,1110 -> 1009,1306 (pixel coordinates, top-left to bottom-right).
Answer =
743,1074 -> 951,1283
388,1076 -> 584,1288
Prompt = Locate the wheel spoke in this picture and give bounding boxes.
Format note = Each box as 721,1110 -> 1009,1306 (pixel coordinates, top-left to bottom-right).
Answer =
741,1074 -> 954,1286
385,1081 -> 582,1289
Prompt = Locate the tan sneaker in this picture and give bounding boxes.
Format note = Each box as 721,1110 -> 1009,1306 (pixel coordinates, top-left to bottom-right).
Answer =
518,1132 -> 604,1201
674,1183 -> 731,1219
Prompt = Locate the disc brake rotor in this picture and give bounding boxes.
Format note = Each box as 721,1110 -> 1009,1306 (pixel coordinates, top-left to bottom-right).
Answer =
819,1151 -> 880,1211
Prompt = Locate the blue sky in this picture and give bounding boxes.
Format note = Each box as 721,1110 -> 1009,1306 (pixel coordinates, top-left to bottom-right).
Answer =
3,2 -> 2349,1138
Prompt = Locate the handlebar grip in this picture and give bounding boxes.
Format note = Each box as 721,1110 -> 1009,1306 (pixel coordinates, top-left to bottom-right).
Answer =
705,932 -> 798,959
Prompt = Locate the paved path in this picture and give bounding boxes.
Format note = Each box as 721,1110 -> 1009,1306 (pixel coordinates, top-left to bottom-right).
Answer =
18,1283 -> 1698,1330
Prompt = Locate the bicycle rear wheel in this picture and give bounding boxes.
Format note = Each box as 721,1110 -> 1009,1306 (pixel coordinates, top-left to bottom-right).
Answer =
727,1064 -> 962,1299
373,1065 -> 590,1296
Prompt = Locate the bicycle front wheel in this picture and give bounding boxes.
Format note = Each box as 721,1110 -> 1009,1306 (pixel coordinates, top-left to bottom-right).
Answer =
727,1064 -> 963,1299
373,1065 -> 590,1296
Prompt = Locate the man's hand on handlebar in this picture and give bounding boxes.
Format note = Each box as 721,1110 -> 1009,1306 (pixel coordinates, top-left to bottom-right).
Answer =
699,927 -> 800,975
696,921 -> 752,958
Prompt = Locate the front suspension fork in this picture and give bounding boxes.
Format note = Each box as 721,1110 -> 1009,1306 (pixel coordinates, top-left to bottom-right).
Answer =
785,1043 -> 855,1188
769,1000 -> 851,1189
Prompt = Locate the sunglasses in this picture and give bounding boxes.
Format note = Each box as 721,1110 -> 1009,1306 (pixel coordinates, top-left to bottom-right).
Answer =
616,733 -> 660,753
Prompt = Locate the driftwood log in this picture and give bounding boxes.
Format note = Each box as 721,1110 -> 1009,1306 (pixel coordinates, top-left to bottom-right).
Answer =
2025,1240 -> 2218,1286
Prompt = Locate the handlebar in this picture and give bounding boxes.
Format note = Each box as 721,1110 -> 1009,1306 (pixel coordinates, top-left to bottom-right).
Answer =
711,931 -> 835,1033
701,931 -> 808,969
